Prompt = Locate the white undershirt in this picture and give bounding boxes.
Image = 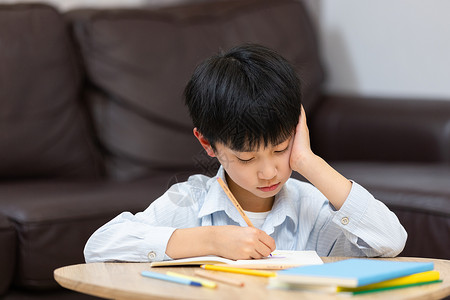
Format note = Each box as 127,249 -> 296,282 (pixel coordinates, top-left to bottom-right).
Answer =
243,210 -> 271,229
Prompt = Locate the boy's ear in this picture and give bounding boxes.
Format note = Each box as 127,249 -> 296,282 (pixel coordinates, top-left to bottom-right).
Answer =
193,128 -> 216,157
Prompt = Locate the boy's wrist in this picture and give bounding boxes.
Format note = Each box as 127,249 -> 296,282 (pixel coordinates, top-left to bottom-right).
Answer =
291,151 -> 318,175
293,153 -> 352,210
206,226 -> 219,255
166,226 -> 218,258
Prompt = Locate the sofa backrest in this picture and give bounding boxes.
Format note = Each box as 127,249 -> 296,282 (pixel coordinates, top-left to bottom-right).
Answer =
0,4 -> 101,179
69,0 -> 324,180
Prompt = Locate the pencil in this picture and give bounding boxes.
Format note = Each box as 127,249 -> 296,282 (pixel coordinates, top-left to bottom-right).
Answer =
141,271 -> 201,287
216,177 -> 272,257
216,177 -> 254,227
194,269 -> 245,287
201,264 -> 276,277
166,271 -> 217,289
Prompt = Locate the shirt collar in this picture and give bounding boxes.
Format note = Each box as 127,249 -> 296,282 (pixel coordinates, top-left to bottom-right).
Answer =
198,166 -> 249,226
263,183 -> 299,234
198,166 -> 299,231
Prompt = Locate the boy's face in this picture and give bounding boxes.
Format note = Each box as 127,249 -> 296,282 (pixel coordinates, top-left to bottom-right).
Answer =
213,137 -> 293,207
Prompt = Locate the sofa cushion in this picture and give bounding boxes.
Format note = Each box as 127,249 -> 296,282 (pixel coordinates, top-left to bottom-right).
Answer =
312,95 -> 450,163
330,162 -> 450,259
0,172 -> 180,289
69,0 -> 323,180
0,214 -> 15,295
0,4 -> 101,179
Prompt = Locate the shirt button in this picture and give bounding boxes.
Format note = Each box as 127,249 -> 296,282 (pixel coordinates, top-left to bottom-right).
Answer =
341,217 -> 349,225
148,251 -> 157,261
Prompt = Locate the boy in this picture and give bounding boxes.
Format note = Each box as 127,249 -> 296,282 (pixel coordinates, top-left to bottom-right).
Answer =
84,44 -> 407,263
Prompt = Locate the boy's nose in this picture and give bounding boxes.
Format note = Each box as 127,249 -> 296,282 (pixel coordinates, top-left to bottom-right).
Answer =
258,164 -> 277,180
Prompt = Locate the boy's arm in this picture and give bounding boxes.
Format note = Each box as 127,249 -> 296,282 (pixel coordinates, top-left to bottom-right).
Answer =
306,182 -> 407,257
166,225 -> 275,260
290,106 -> 352,210
84,211 -> 275,263
292,107 -> 407,257
83,211 -> 177,263
84,178 -> 275,262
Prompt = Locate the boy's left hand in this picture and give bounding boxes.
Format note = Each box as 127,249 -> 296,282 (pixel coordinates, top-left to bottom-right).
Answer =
289,106 -> 352,210
289,105 -> 314,174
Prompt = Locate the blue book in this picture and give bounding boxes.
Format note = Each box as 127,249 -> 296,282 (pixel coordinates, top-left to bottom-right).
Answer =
276,259 -> 434,288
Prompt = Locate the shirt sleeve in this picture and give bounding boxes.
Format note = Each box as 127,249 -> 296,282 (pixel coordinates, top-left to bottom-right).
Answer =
84,181 -> 203,263
310,181 -> 408,257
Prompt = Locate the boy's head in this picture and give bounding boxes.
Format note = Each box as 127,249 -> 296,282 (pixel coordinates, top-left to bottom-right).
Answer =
185,44 -> 302,203
184,44 -> 302,152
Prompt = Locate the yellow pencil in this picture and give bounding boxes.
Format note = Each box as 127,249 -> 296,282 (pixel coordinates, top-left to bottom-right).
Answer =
217,177 -> 254,227
201,264 -> 276,277
166,271 -> 217,289
217,177 -> 273,257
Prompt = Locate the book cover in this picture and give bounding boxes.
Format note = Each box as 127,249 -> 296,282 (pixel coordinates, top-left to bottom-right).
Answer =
337,270 -> 440,293
269,271 -> 441,294
276,258 -> 434,288
150,250 -> 323,269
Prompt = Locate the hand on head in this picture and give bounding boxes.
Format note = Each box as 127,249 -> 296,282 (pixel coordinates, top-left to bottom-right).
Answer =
289,105 -> 314,174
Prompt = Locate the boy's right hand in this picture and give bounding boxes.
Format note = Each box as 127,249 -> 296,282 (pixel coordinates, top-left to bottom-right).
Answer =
166,225 -> 275,260
212,225 -> 276,260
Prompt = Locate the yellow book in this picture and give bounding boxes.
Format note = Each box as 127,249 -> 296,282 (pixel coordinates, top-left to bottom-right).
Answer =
337,270 -> 440,293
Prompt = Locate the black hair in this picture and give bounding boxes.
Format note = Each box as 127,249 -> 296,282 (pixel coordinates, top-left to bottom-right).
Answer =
184,43 -> 302,152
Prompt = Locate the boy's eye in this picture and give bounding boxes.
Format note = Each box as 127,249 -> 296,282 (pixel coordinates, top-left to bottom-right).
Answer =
237,157 -> 254,163
275,146 -> 289,154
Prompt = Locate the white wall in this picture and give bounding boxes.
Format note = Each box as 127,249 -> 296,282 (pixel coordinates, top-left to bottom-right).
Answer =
5,0 -> 449,100
305,0 -> 450,100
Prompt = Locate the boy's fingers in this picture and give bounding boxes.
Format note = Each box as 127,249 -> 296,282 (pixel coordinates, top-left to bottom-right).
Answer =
254,242 -> 272,258
258,232 -> 276,252
253,249 -> 268,259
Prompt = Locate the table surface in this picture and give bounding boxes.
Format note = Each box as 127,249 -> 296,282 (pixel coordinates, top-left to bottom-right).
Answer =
54,257 -> 450,300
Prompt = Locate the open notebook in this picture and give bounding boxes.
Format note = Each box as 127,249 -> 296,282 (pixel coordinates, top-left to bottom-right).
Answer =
150,250 -> 323,270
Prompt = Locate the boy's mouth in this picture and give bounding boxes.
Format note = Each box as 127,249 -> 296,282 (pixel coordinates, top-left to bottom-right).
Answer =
257,183 -> 280,192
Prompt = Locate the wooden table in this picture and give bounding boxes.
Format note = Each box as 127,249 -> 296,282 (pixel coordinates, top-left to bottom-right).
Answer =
54,257 -> 450,300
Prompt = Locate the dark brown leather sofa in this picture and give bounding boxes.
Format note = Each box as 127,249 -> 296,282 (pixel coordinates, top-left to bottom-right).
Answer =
0,1 -> 449,299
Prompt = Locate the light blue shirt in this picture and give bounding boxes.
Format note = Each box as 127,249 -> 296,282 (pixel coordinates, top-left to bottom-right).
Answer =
84,166 -> 407,263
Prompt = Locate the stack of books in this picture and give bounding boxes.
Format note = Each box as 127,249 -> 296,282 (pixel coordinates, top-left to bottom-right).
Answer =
270,258 -> 441,295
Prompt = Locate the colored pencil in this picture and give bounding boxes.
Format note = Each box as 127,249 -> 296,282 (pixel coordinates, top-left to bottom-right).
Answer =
201,264 -> 276,277
217,177 -> 272,257
141,271 -> 201,287
194,269 -> 245,287
217,177 -> 254,227
166,271 -> 217,289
